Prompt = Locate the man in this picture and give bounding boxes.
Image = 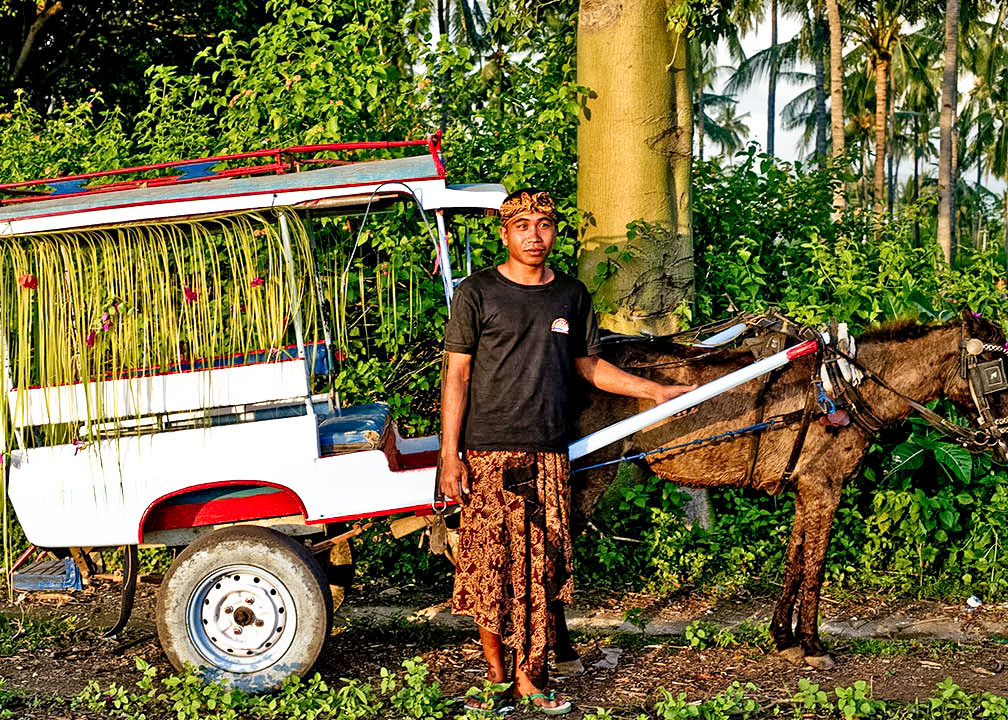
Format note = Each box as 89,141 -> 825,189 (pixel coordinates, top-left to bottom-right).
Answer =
440,189 -> 694,715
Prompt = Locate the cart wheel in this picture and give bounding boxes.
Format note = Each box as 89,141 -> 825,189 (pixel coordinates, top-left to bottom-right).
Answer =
156,525 -> 332,692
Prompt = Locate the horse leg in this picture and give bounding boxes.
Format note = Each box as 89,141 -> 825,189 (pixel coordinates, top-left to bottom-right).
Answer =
793,475 -> 843,670
771,493 -> 807,665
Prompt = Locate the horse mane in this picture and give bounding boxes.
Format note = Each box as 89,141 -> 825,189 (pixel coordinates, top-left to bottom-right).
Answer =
856,317 -> 934,343
600,315 -> 942,364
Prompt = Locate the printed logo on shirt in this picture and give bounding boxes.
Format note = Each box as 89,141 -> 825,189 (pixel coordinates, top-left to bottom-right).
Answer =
550,317 -> 570,334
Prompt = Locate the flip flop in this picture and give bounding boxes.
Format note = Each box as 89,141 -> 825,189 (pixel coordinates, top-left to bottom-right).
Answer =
463,691 -> 514,716
524,691 -> 572,716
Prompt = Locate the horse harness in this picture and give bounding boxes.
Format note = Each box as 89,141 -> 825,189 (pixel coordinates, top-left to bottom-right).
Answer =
580,311 -> 1008,484
810,318 -> 1008,453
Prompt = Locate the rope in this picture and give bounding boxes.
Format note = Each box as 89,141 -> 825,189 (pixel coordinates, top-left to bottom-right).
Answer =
573,414 -> 800,474
815,383 -> 836,414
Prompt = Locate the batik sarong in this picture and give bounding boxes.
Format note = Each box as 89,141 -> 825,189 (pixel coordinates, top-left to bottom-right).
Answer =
451,449 -> 574,679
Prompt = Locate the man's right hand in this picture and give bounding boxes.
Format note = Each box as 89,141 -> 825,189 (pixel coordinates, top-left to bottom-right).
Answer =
439,452 -> 470,502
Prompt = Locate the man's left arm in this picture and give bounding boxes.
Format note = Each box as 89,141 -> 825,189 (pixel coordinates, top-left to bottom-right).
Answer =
575,355 -> 696,404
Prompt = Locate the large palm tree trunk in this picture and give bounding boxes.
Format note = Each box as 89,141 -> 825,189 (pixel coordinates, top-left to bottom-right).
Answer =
873,55 -> 889,215
813,6 -> 828,162
826,0 -> 845,211
577,0 -> 693,334
767,0 -> 778,156
937,0 -> 959,263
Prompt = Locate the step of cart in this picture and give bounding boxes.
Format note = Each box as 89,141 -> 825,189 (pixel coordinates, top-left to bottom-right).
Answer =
11,557 -> 83,592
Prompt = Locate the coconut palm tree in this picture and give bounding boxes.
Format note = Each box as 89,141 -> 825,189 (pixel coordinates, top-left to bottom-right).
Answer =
826,0 -> 845,173
937,0 -> 959,262
694,35 -> 746,161
846,0 -> 932,215
711,102 -> 752,156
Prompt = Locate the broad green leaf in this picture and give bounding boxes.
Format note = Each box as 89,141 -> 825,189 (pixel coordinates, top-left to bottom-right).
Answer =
933,444 -> 972,485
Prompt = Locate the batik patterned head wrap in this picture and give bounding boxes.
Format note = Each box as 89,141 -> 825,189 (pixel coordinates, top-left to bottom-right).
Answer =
499,190 -> 557,226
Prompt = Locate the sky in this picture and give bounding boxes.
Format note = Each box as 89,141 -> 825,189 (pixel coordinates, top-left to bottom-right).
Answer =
717,16 -> 807,163
721,17 -> 1006,197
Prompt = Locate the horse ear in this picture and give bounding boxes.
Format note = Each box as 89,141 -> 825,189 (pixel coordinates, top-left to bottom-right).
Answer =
962,308 -> 981,333
962,308 -> 1007,344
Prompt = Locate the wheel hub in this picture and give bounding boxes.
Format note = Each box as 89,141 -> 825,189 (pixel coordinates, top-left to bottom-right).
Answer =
187,566 -> 297,672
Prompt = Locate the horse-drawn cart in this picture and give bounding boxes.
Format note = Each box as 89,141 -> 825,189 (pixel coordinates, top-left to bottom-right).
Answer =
5,138 -> 1007,689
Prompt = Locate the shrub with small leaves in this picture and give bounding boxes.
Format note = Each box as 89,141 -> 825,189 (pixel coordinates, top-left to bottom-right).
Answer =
684,620 -> 735,650
834,680 -> 882,720
381,657 -> 451,719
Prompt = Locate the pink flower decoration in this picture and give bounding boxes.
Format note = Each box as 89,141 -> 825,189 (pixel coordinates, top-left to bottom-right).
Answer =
250,276 -> 265,288
85,331 -> 96,347
18,274 -> 37,289
183,286 -> 198,305
333,349 -> 347,362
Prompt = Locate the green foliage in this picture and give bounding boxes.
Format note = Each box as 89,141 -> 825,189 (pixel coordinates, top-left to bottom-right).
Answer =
834,680 -> 884,720
0,612 -> 78,655
683,620 -> 733,650
692,148 -> 1007,330
654,682 -> 760,720
352,523 -> 455,593
69,656 -> 462,719
380,656 -> 450,719
0,678 -> 13,719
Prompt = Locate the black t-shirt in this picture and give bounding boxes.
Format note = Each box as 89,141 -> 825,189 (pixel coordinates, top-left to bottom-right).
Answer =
444,267 -> 601,452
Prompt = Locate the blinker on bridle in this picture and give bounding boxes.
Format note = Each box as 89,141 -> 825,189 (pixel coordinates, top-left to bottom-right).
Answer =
960,331 -> 1008,447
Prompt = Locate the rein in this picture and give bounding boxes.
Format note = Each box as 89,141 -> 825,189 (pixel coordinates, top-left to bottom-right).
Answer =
573,410 -> 807,474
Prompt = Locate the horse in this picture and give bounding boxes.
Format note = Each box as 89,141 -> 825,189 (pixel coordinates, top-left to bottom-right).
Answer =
561,311 -> 1008,670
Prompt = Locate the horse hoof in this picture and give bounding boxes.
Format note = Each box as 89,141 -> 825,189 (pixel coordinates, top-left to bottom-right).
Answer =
777,647 -> 806,666
555,658 -> 585,676
804,654 -> 836,670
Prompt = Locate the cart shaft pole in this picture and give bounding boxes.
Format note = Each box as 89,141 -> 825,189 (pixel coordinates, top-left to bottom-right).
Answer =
568,338 -> 821,461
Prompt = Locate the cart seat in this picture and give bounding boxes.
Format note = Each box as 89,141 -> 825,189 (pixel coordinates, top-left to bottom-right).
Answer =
318,403 -> 391,454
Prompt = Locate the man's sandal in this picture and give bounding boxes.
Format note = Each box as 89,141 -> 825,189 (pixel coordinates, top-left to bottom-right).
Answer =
524,691 -> 572,716
463,690 -> 514,716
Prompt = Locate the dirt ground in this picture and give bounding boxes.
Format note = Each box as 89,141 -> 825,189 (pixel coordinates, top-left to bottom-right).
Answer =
1,579 -> 1006,719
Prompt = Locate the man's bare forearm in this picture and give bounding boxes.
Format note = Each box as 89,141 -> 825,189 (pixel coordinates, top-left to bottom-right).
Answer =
439,352 -> 473,500
440,352 -> 471,458
575,355 -> 695,404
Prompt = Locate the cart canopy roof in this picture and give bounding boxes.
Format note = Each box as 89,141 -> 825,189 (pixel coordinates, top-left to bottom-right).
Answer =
1,139 -> 506,237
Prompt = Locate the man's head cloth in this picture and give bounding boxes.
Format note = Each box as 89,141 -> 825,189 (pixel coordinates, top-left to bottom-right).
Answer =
499,189 -> 557,227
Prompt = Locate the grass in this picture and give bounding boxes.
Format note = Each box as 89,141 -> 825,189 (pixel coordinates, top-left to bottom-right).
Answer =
337,614 -> 475,650
0,612 -> 80,656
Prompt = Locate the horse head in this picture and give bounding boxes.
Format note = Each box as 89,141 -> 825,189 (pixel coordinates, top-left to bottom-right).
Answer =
941,310 -> 1008,463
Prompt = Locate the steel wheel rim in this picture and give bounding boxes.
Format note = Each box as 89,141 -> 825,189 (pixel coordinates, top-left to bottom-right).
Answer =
186,564 -> 297,673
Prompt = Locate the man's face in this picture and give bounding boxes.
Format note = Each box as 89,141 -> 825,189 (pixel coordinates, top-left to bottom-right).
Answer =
499,211 -> 556,267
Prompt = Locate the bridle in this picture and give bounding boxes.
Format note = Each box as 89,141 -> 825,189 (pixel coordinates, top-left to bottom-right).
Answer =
957,327 -> 1008,450
820,318 -> 1008,453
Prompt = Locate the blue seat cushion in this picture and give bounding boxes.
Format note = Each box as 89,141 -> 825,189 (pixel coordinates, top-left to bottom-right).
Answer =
318,403 -> 391,451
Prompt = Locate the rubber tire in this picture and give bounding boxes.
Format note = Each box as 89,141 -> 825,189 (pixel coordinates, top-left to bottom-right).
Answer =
156,525 -> 332,692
